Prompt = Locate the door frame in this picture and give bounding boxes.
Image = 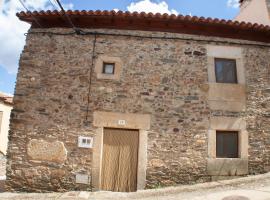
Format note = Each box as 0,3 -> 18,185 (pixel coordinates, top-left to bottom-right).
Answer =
92,111 -> 151,191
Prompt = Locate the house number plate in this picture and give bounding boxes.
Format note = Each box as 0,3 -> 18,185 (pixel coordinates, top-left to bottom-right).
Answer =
118,120 -> 126,125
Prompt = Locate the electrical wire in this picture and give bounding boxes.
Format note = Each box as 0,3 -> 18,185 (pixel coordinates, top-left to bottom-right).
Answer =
24,30 -> 270,48
18,0 -> 43,28
53,0 -> 60,8
24,31 -> 77,36
85,34 -> 97,192
48,0 -> 59,10
85,33 -> 97,123
54,0 -> 83,34
20,0 -> 269,46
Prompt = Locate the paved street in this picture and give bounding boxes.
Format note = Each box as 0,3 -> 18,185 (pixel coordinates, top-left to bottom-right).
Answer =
0,173 -> 269,199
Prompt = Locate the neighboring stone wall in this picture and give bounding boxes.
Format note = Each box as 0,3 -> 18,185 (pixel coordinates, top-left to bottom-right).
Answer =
0,153 -> 6,178
6,28 -> 270,191
0,153 -> 6,192
267,0 -> 270,18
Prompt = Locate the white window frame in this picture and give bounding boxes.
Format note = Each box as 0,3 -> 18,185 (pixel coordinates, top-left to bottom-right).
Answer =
207,45 -> 245,85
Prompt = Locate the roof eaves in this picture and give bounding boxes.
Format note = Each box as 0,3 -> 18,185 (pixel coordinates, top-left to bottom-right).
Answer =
16,10 -> 270,43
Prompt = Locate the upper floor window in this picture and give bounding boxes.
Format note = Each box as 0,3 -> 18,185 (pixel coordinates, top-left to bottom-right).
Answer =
215,58 -> 238,84
95,56 -> 122,80
102,62 -> 115,75
216,131 -> 239,158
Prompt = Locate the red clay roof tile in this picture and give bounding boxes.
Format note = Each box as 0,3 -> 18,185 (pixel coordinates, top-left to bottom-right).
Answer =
0,93 -> 13,106
16,10 -> 270,43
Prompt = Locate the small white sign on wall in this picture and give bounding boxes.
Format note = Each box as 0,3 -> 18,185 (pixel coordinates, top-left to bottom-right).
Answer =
78,136 -> 93,148
118,119 -> 126,126
76,173 -> 90,184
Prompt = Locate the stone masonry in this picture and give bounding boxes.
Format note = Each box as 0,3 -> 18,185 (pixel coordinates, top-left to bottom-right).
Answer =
6,28 -> 270,192
267,0 -> 270,16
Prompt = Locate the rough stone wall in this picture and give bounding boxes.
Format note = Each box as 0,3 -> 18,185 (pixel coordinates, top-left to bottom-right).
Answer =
7,32 -> 95,192
244,47 -> 270,174
0,153 -> 6,178
6,28 -> 270,191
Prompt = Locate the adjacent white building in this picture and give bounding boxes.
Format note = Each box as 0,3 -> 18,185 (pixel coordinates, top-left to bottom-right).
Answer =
235,0 -> 270,26
0,93 -> 12,155
0,92 -> 13,179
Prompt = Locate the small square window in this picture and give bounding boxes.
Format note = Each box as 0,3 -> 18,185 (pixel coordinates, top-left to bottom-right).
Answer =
216,131 -> 239,158
215,58 -> 237,83
102,63 -> 115,75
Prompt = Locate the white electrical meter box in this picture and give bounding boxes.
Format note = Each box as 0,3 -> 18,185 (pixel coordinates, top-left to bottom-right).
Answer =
76,173 -> 90,184
78,136 -> 93,148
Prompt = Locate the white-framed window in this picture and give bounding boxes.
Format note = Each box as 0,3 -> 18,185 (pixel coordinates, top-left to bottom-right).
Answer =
95,56 -> 122,80
102,62 -> 115,75
208,117 -> 248,159
216,130 -> 239,158
214,58 -> 238,84
207,45 -> 245,84
207,117 -> 249,176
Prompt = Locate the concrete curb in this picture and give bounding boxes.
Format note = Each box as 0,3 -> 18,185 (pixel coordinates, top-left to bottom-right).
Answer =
0,173 -> 269,199
92,172 -> 270,199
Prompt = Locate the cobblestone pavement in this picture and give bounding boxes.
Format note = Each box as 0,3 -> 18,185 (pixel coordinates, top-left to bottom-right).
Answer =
0,173 -> 269,200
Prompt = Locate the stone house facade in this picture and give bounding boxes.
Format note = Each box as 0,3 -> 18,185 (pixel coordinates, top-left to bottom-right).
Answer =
6,1 -> 270,192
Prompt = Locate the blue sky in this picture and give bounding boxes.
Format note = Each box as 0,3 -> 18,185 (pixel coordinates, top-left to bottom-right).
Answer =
64,0 -> 239,19
0,0 -> 239,95
0,65 -> 16,94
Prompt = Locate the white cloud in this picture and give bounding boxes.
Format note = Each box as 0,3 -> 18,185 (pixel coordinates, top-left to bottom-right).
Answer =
127,0 -> 178,15
0,0 -> 73,74
227,0 -> 240,8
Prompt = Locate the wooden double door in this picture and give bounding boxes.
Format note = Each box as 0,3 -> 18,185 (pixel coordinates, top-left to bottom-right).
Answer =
100,128 -> 139,192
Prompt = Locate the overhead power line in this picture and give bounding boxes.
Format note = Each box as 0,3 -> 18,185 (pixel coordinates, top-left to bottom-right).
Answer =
48,0 -> 59,10
18,0 -> 43,28
53,0 -> 60,8
54,0 -> 82,34
25,30 -> 270,48
19,0 -> 83,34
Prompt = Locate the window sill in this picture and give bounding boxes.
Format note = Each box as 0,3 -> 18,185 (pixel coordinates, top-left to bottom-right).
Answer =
208,83 -> 246,111
207,158 -> 248,176
96,73 -> 120,80
214,82 -> 239,85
